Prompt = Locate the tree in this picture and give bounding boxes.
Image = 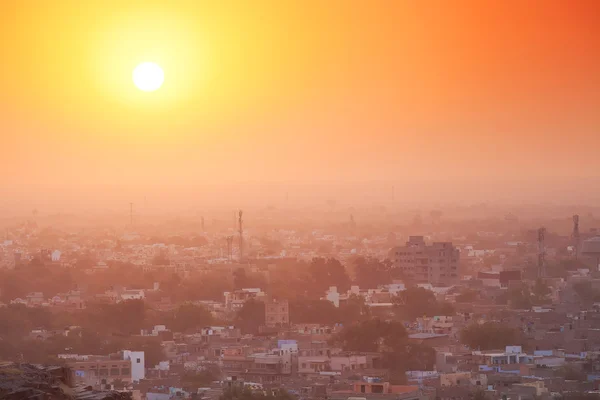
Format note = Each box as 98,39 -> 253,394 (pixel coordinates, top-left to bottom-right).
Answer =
573,282 -> 600,305
472,389 -> 487,400
330,319 -> 435,375
182,365 -> 221,390
338,294 -> 371,326
508,285 -> 532,309
353,257 -> 391,288
456,289 -> 479,303
308,258 -> 351,295
233,268 -> 249,290
532,279 -> 551,304
331,319 -> 408,353
168,304 -> 213,333
235,299 -> 265,334
394,287 -> 454,320
460,322 -> 522,350
289,299 -> 339,325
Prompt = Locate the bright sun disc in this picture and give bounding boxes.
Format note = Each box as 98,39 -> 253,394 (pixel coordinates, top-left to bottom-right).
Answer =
132,62 -> 164,92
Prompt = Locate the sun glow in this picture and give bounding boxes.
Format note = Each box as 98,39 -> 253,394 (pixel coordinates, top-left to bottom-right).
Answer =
133,62 -> 164,92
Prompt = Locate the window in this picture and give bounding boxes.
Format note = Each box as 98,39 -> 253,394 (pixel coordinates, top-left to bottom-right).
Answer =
136,358 -> 141,364
99,369 -> 108,376
372,385 -> 384,394
110,368 -> 120,376
302,363 -> 306,368
121,368 -> 130,375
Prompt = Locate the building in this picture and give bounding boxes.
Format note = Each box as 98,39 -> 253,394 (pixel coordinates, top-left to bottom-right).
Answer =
329,380 -> 421,400
389,236 -> 459,286
69,357 -> 133,386
221,346 -> 293,383
265,299 -> 289,327
224,288 -> 266,311
122,350 -> 145,382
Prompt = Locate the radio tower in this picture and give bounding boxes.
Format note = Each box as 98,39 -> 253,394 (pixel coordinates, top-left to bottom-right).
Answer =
238,210 -> 244,261
226,236 -> 233,262
572,215 -> 580,260
538,227 -> 546,278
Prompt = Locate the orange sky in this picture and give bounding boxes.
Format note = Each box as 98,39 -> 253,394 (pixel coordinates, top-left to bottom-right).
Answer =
1,0 -> 599,209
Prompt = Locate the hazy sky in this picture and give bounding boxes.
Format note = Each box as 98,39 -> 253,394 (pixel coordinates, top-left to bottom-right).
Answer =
1,0 -> 599,209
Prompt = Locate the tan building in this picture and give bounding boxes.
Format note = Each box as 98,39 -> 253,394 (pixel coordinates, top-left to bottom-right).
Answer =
69,358 -> 132,386
389,236 -> 460,286
265,299 -> 289,327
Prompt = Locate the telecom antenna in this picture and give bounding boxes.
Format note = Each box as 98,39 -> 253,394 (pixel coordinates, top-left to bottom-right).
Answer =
572,215 -> 580,260
538,227 -> 546,278
226,236 -> 234,262
238,210 -> 244,261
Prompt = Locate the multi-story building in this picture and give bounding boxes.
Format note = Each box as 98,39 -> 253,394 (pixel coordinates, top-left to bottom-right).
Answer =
223,288 -> 266,311
68,357 -> 133,386
265,299 -> 289,327
221,346 -> 293,383
389,236 -> 460,286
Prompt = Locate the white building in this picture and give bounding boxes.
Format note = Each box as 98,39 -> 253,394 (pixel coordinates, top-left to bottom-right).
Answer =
123,350 -> 145,382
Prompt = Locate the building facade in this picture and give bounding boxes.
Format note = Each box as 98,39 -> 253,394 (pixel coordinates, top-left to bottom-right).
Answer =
389,236 -> 460,286
265,299 -> 289,327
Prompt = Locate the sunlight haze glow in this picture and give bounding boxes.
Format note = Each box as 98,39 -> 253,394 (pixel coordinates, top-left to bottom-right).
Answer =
132,62 -> 164,92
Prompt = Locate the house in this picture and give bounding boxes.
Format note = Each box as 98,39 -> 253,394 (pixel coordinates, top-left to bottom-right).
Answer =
330,380 -> 421,400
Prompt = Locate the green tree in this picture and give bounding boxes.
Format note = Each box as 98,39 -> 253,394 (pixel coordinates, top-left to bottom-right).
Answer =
289,299 -> 339,325
330,319 -> 435,374
394,287 -> 454,320
532,279 -> 551,304
338,294 -> 371,325
352,257 -> 391,288
461,322 -> 522,350
168,303 -> 213,333
235,299 -> 265,334
508,285 -> 532,309
308,258 -> 351,295
456,289 -> 479,303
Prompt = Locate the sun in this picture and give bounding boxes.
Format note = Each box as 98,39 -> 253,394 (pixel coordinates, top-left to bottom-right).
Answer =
132,62 -> 164,92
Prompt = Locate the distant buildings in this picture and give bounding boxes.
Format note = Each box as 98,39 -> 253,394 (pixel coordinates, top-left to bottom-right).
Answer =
264,299 -> 289,327
223,288 -> 266,311
389,236 -> 460,286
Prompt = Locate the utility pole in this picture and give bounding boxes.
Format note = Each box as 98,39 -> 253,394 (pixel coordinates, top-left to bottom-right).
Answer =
572,215 -> 580,260
238,210 -> 243,261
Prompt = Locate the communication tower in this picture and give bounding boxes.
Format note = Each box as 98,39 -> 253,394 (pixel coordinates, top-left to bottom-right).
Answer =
538,227 -> 546,278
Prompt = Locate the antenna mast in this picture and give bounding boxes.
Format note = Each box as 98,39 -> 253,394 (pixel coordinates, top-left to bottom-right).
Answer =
572,215 -> 580,260
238,210 -> 244,261
538,227 -> 546,278
226,236 -> 233,262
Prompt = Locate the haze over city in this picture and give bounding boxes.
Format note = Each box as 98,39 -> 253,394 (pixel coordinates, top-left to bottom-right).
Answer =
2,1 -> 600,214
1,2 -> 600,400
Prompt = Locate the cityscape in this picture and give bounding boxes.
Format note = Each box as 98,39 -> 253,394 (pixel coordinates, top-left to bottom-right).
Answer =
1,1 -> 600,400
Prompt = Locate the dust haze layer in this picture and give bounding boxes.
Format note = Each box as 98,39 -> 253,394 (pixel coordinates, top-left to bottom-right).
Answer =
1,0 -> 599,213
